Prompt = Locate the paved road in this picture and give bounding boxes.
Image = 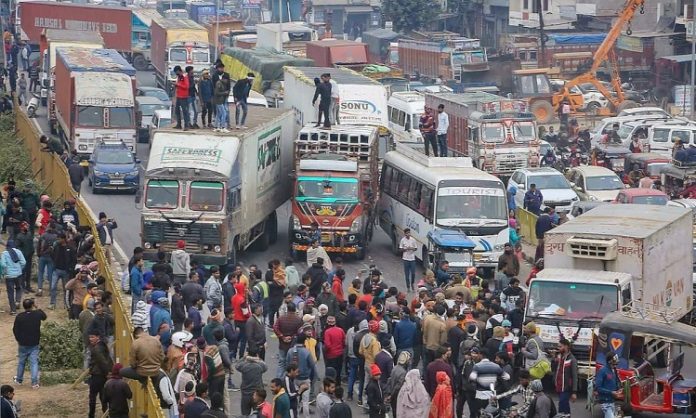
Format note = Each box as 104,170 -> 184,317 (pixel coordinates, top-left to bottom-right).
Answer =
28,70 -> 696,418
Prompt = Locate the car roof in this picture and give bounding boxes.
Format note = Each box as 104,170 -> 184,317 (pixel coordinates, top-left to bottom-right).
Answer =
619,188 -> 668,197
515,167 -> 563,176
136,96 -> 166,105
137,86 -> 164,92
95,142 -> 130,151
154,108 -> 171,117
619,107 -> 668,115
570,166 -> 618,176
650,124 -> 696,130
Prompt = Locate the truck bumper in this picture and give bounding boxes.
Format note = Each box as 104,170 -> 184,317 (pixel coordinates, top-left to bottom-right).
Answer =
143,250 -> 226,266
290,230 -> 364,253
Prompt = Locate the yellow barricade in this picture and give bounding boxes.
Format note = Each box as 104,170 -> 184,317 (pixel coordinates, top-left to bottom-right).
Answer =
16,111 -> 165,418
515,207 -> 539,247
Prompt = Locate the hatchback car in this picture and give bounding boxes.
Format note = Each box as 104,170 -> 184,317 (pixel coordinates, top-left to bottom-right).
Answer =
148,109 -> 172,144
136,96 -> 169,142
565,166 -> 625,202
136,86 -> 172,108
508,167 -> 579,212
614,188 -> 668,205
88,141 -> 140,194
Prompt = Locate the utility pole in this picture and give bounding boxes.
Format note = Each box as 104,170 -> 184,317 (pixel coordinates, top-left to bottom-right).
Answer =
214,0 -> 220,60
691,0 -> 696,118
537,0 -> 546,67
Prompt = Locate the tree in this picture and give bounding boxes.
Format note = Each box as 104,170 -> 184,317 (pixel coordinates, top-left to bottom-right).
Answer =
382,0 -> 434,33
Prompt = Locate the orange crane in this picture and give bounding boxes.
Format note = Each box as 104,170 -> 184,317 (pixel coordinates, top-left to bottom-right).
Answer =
553,0 -> 645,113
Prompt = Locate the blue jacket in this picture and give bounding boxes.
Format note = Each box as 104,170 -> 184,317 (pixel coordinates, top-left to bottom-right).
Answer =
130,266 -> 144,296
523,189 -> 543,214
595,365 -> 620,403
150,303 -> 172,337
1,249 -> 26,278
286,344 -> 318,381
393,318 -> 417,350
435,268 -> 450,287
199,78 -> 214,102
507,187 -> 517,211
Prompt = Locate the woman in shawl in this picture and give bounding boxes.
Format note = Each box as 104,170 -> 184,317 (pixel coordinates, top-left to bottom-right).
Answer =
429,371 -> 453,418
396,369 -> 430,418
386,351 -> 411,416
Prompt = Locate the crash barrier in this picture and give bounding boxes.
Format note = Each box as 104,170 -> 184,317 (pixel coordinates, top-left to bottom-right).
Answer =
515,207 -> 539,247
16,111 -> 165,418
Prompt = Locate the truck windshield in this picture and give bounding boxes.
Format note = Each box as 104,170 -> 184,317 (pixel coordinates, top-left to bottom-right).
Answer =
526,281 -> 617,318
77,106 -> 104,127
145,180 -> 179,209
481,123 -> 504,143
513,122 -> 535,142
169,48 -> 187,62
109,108 -> 134,128
192,49 -> 209,64
296,177 -> 359,203
435,187 -> 507,226
189,181 -> 224,212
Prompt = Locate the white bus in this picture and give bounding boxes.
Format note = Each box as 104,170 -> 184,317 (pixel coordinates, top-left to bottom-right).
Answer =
387,91 -> 424,143
378,143 -> 509,271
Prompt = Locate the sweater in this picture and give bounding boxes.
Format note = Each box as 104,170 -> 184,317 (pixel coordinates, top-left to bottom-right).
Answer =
170,249 -> 190,276
13,309 -> 47,346
323,325 -> 345,359
422,314 -> 447,351
235,357 -> 268,393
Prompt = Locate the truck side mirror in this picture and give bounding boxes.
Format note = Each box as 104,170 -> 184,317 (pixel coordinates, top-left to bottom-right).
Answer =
135,189 -> 142,205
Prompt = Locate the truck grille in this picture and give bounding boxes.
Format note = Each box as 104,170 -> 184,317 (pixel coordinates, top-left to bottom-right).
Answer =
493,154 -> 527,173
566,237 -> 618,260
142,221 -> 220,252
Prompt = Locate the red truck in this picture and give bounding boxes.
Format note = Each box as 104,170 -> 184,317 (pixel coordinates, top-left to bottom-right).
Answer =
305,39 -> 368,67
398,37 -> 489,82
19,1 -> 132,52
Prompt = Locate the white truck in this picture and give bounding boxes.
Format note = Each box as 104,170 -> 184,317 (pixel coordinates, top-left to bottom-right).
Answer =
526,204 -> 694,376
282,66 -> 389,134
139,108 -> 294,266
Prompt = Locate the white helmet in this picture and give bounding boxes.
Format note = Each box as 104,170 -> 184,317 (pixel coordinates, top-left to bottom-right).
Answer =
171,330 -> 193,348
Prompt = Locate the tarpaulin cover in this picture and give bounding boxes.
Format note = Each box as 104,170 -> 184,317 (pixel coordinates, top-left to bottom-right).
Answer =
547,33 -> 607,45
221,47 -> 313,90
362,28 -> 400,57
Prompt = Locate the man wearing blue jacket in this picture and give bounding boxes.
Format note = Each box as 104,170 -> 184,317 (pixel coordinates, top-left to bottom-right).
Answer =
595,352 -> 623,418
393,308 -> 416,360
130,256 -> 144,314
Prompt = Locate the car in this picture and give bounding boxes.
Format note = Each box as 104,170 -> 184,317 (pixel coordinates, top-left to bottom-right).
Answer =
565,166 -> 625,202
617,106 -> 671,118
136,96 -> 169,142
614,188 -> 668,205
148,108 -> 172,144
550,79 -> 609,112
590,114 -> 675,145
227,85 -> 269,108
136,86 -> 172,108
88,141 -> 140,194
567,200 -> 610,219
508,167 -> 579,213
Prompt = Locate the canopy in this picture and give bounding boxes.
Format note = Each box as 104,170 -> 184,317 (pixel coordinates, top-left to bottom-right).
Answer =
221,47 -> 313,84
547,33 -> 606,45
599,311 -> 696,347
427,230 -> 476,250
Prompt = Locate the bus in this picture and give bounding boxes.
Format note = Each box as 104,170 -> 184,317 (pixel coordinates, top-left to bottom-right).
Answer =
378,142 -> 509,272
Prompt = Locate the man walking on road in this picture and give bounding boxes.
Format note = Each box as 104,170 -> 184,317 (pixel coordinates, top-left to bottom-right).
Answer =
399,228 -> 418,292
12,298 -> 46,389
436,104 -> 449,157
170,240 -> 190,285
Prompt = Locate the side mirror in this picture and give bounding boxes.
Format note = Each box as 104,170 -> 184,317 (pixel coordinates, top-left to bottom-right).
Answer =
135,158 -> 141,164
518,184 -> 525,189
134,189 -> 142,205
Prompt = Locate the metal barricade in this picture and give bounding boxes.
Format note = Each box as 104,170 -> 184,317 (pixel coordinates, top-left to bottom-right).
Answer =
515,207 -> 539,247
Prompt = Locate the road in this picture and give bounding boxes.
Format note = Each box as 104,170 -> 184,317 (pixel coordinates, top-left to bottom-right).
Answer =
30,70 -> 696,418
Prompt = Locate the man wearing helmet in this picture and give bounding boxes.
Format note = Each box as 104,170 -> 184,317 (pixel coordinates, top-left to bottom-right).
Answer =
595,353 -> 623,418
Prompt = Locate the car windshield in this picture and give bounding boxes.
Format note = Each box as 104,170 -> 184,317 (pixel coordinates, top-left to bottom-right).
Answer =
528,174 -> 569,189
586,175 -> 623,190
77,106 -> 103,127
144,89 -> 169,102
139,104 -> 167,116
157,117 -> 171,127
436,187 -> 507,225
513,122 -> 535,142
96,149 -> 134,164
482,123 -> 504,143
189,181 -> 224,211
145,180 -> 178,209
296,177 -> 359,203
647,163 -> 668,177
526,281 -> 617,318
631,195 -> 668,205
617,124 -> 634,141
192,49 -> 209,64
169,48 -> 187,62
652,128 -> 670,143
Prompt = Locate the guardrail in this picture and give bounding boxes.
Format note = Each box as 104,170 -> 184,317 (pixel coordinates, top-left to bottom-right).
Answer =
16,111 -> 165,418
515,207 -> 539,247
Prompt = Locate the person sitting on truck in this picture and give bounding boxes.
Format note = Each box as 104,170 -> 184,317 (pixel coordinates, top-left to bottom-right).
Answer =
173,65 -> 191,131
420,108 -> 437,157
232,72 -> 254,130
312,74 -> 332,129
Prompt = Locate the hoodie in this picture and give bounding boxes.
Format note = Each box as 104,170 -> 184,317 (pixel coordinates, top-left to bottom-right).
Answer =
232,282 -> 250,322
170,249 -> 190,276
359,332 -> 381,368
131,300 -> 150,333
150,292 -> 173,337
285,265 -> 300,289
507,186 -> 517,211
345,321 -> 367,358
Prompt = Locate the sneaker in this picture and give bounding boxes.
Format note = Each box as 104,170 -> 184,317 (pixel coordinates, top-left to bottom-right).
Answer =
356,400 -> 363,407
174,125 -> 182,129
213,128 -> 220,132
12,377 -> 22,385
10,311 -> 16,316
241,125 -> 247,129
221,128 -> 230,133
36,289 -> 42,297
347,395 -> 353,402
32,384 -> 40,389
48,304 -> 55,310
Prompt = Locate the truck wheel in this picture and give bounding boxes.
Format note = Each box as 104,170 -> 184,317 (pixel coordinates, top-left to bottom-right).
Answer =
133,55 -> 149,71
267,212 -> 278,245
586,102 -> 600,115
530,100 -> 554,124
391,229 -> 400,256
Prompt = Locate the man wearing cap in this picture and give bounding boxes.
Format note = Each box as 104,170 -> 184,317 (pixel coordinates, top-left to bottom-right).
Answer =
232,72 -> 254,129
103,363 -> 132,418
359,320 -> 381,383
66,264 -> 94,318
198,69 -> 214,128
88,330 -> 113,418
323,315 -> 346,383
366,363 -> 385,418
528,379 -> 555,418
173,65 -> 191,130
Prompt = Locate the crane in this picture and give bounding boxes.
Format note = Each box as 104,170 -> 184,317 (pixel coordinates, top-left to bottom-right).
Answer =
553,0 -> 645,113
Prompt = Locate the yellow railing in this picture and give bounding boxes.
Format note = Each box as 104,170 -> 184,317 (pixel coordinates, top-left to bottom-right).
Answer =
515,207 -> 539,247
16,111 -> 165,418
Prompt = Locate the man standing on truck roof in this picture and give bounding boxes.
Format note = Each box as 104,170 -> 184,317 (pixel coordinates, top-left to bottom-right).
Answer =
233,72 -> 254,130
436,104 -> 449,157
186,66 -> 200,129
198,70 -> 214,129
419,108 -> 437,157
328,74 -> 339,125
173,66 -> 190,131
312,74 -> 332,129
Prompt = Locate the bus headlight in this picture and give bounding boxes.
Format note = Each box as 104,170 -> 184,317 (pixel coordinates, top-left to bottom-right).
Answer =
349,218 -> 363,233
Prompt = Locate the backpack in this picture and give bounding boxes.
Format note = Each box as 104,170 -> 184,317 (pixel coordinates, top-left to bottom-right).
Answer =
528,393 -> 557,418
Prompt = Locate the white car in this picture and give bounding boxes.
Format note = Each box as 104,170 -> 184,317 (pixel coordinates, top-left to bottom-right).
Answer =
617,106 -> 670,118
508,167 -> 579,213
550,79 -> 609,112
565,166 -> 625,202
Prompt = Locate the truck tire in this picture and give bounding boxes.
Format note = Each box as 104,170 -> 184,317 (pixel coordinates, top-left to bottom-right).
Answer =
255,226 -> 270,252
267,212 -> 278,245
133,55 -> 149,71
530,100 -> 554,124
617,100 -> 639,113
391,229 -> 400,256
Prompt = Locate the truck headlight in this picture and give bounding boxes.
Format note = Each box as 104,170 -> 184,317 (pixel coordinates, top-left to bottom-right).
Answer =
143,242 -> 152,249
213,245 -> 221,253
292,215 -> 301,230
349,217 -> 363,233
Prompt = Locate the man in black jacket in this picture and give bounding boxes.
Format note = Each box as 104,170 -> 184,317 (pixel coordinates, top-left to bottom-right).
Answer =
186,66 -> 199,129
88,331 -> 113,418
306,258 -> 328,298
12,298 -> 47,388
50,232 -> 76,310
312,73 -> 332,129
15,221 -> 34,292
232,72 -> 254,129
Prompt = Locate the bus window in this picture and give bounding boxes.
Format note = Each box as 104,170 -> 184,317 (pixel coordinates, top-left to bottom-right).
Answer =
408,181 -> 422,208
398,174 -> 411,196
390,170 -> 402,196
381,165 -> 393,191
419,187 -> 434,218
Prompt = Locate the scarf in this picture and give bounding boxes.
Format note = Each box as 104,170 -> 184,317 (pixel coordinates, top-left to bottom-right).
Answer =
396,369 -> 430,418
428,372 -> 453,418
271,387 -> 287,418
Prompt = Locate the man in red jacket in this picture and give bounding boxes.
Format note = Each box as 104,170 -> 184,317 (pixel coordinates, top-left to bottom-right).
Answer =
173,65 -> 191,130
322,316 -> 346,384
231,282 -> 250,360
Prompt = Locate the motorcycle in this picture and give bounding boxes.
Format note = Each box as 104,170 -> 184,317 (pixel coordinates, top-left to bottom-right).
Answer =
26,92 -> 40,118
481,384 -> 512,418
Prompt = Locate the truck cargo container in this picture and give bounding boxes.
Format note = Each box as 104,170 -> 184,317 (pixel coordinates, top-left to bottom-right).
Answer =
424,92 -> 540,176
289,125 -> 379,259
131,8 -> 161,71
526,204 -> 693,377
40,29 -> 103,112
150,17 -> 210,93
140,108 -> 295,265
283,66 -> 388,132
187,2 -> 216,24
305,39 -> 368,67
362,28 -> 400,64
19,1 -> 132,51
255,22 -> 317,55
54,48 -> 137,156
398,38 -> 489,82
203,17 -> 244,49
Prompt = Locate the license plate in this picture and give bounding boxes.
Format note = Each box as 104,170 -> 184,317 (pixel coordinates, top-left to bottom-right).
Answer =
110,180 -> 124,185
321,233 -> 331,243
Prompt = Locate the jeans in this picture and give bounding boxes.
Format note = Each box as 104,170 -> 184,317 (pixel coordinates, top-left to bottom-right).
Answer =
174,97 -> 190,127
330,97 -> 339,124
296,378 -> 311,418
601,403 -> 616,418
325,356 -> 343,383
18,88 -> 25,105
277,349 -> 288,379
37,255 -> 53,291
234,320 -> 248,357
188,97 -> 198,125
317,103 -> 330,127
50,268 -> 69,306
347,357 -> 364,399
88,374 -> 107,418
22,254 -> 33,290
424,132 -> 438,156
235,100 -> 248,126
215,103 -> 228,129
16,345 -> 39,385
558,390 -> 571,413
437,133 -> 448,156
403,259 -> 416,289
6,276 -> 22,312
201,101 -> 213,125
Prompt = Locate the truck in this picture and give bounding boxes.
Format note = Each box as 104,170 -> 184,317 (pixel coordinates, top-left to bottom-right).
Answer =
150,17 -> 210,93
186,2 -> 216,24
526,204 -> 693,377
424,92 -> 540,176
203,17 -> 244,50
255,22 -> 317,56
139,108 -> 295,265
40,29 -> 104,110
19,1 -> 132,52
130,8 -> 162,71
289,125 -> 379,260
362,28 -> 400,64
398,37 -> 489,82
54,47 -> 137,157
305,40 -> 368,67
283,66 -> 388,133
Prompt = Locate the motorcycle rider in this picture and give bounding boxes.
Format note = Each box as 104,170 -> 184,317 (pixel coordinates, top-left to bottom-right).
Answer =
541,149 -> 556,167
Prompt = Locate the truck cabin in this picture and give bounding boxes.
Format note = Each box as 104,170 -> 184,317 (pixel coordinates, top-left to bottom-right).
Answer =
73,72 -> 135,137
470,103 -> 537,145
426,229 -> 476,275
512,69 -> 553,98
295,157 -> 363,206
168,41 -> 210,72
450,38 -> 489,74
